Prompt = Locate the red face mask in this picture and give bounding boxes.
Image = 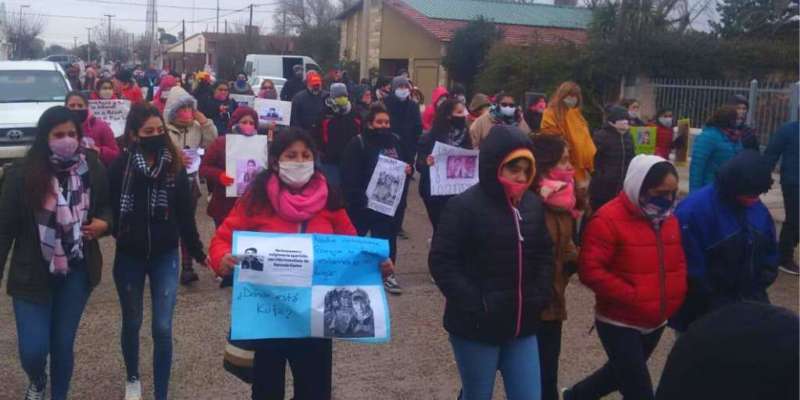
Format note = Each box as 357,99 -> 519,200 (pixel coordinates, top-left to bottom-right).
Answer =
736,195 -> 760,207
239,123 -> 256,136
214,92 -> 228,101
499,176 -> 530,204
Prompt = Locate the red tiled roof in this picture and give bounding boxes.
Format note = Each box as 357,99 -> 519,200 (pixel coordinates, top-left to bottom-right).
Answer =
384,0 -> 587,45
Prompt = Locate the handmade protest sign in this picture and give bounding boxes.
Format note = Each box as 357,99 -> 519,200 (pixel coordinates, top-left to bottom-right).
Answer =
230,94 -> 255,108
183,148 -> 202,175
631,126 -> 657,155
254,98 -> 292,127
89,99 -> 131,137
366,155 -> 408,217
231,231 -> 391,342
430,142 -> 479,196
226,134 -> 268,197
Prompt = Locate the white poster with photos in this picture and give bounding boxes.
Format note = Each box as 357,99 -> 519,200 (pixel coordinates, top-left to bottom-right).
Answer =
230,94 -> 255,108
430,142 -> 480,196
254,98 -> 292,127
366,155 -> 408,217
225,134 -> 269,197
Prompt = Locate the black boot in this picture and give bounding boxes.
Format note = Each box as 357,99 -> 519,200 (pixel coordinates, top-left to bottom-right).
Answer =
180,265 -> 199,285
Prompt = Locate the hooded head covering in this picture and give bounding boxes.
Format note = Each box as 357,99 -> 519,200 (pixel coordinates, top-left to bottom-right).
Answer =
656,302 -> 798,400
159,75 -> 177,91
352,84 -> 371,105
715,149 -> 773,199
391,76 -> 410,91
163,86 -> 197,123
623,154 -> 669,207
228,106 -> 259,131
479,125 -> 535,200
330,82 -> 348,98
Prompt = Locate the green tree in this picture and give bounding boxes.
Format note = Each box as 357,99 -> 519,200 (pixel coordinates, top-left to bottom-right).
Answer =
45,44 -> 69,56
442,16 -> 503,94
711,0 -> 798,38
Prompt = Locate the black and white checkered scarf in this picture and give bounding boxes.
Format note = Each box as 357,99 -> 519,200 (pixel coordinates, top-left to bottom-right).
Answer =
119,148 -> 174,227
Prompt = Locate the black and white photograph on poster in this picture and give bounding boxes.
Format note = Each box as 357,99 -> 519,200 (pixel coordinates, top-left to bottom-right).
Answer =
226,134 -> 268,197
254,98 -> 292,126
430,142 -> 480,196
365,155 -> 408,217
230,94 -> 255,108
236,159 -> 262,196
240,248 -> 264,272
235,235 -> 315,287
310,286 -> 387,339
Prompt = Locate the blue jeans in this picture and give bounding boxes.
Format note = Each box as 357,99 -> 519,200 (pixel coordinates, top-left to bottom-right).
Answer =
13,262 -> 91,400
114,249 -> 179,400
449,334 -> 542,400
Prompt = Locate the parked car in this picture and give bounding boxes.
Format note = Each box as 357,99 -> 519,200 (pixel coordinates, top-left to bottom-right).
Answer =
0,61 -> 72,178
249,76 -> 287,96
43,54 -> 81,70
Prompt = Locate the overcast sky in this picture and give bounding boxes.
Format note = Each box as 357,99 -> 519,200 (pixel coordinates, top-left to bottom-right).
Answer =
2,0 -> 279,48
2,0 -> 716,48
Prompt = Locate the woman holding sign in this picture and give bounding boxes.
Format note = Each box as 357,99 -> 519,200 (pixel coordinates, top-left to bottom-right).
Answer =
0,106 -> 111,400
209,128 -> 394,400
416,98 -> 473,233
341,104 -> 412,295
65,91 -> 120,166
429,125 -> 553,400
108,103 -> 207,400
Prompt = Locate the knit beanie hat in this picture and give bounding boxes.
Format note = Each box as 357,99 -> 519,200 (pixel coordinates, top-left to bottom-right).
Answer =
469,93 -> 491,113
391,76 -> 410,90
607,106 -> 630,123
656,302 -> 798,400
229,106 -> 259,130
330,82 -> 348,98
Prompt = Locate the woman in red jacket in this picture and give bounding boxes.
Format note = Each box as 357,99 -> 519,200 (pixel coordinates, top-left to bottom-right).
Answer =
653,107 -> 674,159
563,155 -> 687,400
65,91 -> 120,166
208,128 -> 394,400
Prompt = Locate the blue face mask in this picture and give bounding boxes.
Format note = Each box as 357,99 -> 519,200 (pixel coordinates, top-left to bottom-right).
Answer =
647,195 -> 674,210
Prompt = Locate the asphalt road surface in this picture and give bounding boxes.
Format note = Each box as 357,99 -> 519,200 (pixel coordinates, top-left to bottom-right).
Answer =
1,183 -> 797,399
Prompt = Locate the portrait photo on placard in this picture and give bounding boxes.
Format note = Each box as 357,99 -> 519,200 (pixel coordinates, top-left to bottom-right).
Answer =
371,171 -> 401,207
236,158 -> 262,196
446,155 -> 477,179
314,287 -> 377,338
240,247 -> 265,272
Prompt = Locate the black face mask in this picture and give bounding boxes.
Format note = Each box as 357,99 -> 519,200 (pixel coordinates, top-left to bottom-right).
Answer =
72,109 -> 89,124
451,116 -> 466,130
138,134 -> 167,153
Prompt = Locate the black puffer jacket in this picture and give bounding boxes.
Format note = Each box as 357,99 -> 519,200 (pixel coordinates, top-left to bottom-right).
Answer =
314,107 -> 361,165
590,124 -> 635,210
290,89 -> 328,132
429,125 -> 554,344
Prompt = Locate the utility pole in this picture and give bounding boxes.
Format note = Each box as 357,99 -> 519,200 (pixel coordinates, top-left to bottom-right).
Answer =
248,4 -> 254,53
86,27 -> 91,62
104,14 -> 114,63
181,19 -> 186,74
281,9 -> 287,54
17,5 -> 29,59
224,20 -> 228,34
216,0 -> 220,33
73,36 -> 78,50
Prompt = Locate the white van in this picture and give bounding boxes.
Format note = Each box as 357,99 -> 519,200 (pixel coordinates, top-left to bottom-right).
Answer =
244,54 -> 320,87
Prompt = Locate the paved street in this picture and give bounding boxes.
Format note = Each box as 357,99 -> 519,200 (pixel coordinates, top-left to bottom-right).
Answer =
1,180 -> 797,400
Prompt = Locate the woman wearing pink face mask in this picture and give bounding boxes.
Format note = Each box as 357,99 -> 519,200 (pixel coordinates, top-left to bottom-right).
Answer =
531,134 -> 582,400
429,125 -> 553,400
198,82 -> 239,136
164,86 -> 218,284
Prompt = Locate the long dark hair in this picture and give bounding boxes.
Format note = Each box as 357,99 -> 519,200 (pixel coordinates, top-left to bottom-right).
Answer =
241,127 -> 343,216
706,105 -> 738,129
531,133 -> 567,188
24,106 -> 83,208
122,102 -> 182,175
65,90 -> 88,107
431,99 -> 461,137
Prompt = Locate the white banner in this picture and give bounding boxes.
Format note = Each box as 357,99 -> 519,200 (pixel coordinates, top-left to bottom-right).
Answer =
88,99 -> 131,138
366,155 -> 407,217
254,98 -> 292,127
230,94 -> 255,108
226,134 -> 269,197
430,142 -> 480,196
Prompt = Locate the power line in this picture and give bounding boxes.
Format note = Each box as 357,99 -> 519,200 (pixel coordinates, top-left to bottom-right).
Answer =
71,0 -> 277,13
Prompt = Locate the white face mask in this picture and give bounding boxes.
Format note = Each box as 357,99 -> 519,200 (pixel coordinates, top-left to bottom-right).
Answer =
394,88 -> 410,100
563,96 -> 578,108
500,106 -> 516,117
658,117 -> 673,128
629,110 -> 640,119
611,119 -> 630,133
278,161 -> 315,189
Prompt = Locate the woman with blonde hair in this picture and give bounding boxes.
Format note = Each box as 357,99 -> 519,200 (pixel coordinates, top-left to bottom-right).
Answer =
540,81 -> 596,188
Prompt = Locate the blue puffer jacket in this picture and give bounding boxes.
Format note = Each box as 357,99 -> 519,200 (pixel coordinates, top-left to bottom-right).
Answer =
764,121 -> 799,186
689,126 -> 743,192
670,181 -> 778,332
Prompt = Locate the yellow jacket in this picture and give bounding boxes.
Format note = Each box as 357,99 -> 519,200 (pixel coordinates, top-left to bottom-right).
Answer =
540,107 -> 596,182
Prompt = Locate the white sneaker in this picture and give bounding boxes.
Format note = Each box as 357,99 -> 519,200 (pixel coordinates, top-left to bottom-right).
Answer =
559,387 -> 569,400
24,380 -> 45,400
383,274 -> 403,295
125,377 -> 142,400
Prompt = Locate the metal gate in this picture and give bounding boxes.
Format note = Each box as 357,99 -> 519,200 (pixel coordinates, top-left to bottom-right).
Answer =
650,79 -> 799,145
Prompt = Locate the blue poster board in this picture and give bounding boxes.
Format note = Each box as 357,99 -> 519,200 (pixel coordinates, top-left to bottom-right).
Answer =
230,231 -> 391,343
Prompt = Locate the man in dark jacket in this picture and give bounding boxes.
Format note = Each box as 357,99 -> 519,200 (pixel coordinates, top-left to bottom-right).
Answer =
280,64 -> 306,101
382,75 -> 422,165
671,150 -> 778,332
728,94 -> 760,150
315,83 -> 360,187
765,120 -> 799,275
290,70 -> 328,132
589,106 -> 635,211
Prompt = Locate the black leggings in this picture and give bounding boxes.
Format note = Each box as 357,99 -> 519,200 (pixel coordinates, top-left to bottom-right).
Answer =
251,338 -> 332,400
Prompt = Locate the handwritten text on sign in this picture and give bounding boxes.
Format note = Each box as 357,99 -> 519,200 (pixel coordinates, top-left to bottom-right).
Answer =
89,99 -> 131,138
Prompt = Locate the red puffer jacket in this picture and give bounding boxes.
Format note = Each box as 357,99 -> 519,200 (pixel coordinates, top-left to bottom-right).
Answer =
579,192 -> 687,329
208,198 -> 357,276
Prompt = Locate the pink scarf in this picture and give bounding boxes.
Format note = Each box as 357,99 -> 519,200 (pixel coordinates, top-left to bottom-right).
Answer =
539,167 -> 579,218
266,173 -> 329,223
